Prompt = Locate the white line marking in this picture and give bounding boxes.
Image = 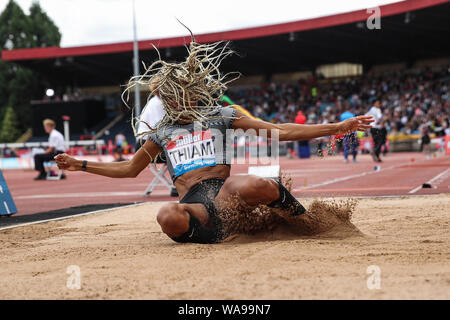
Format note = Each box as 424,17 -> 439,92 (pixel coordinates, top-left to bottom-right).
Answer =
409,168 -> 450,194
408,185 -> 423,194
0,200 -> 180,232
292,163 -> 398,192
0,202 -> 149,231
283,168 -> 343,173
16,190 -> 170,199
292,156 -> 449,193
3,201 -> 10,214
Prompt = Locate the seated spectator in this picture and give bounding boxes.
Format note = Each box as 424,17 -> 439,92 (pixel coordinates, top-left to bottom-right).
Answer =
34,119 -> 66,180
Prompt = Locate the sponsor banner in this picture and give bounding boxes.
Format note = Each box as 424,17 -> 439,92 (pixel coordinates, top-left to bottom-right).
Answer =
0,158 -> 20,170
167,130 -> 217,177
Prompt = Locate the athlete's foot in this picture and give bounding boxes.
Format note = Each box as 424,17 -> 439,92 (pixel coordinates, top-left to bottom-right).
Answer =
352,159 -> 359,163
268,182 -> 307,217
344,159 -> 349,163
269,198 -> 307,217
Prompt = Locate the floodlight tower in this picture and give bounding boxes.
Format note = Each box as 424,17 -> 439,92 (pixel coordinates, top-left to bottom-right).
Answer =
132,0 -> 141,129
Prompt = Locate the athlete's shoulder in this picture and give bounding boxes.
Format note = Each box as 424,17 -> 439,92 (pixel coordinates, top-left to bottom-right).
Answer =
218,105 -> 238,116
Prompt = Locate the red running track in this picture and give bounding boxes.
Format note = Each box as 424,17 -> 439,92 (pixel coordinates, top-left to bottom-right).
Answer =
3,152 -> 449,216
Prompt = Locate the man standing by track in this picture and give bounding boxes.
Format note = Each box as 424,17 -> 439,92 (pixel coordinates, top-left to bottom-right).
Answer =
366,100 -> 386,162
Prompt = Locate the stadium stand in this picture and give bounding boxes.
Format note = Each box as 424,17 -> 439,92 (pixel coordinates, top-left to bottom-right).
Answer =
1,0 -> 449,155
227,66 -> 450,138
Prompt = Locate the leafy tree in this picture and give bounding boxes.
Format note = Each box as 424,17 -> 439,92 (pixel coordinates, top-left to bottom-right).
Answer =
0,0 -> 33,110
0,0 -> 34,51
28,1 -> 61,47
0,0 -> 61,141
0,106 -> 21,142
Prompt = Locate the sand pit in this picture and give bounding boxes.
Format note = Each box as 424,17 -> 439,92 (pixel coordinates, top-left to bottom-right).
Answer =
0,194 -> 449,300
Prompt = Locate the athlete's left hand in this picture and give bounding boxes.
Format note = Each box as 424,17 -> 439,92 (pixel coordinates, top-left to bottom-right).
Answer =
336,116 -> 374,135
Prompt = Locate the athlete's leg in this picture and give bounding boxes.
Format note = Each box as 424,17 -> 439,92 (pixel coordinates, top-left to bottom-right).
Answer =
371,128 -> 383,160
217,175 -> 279,207
215,175 -> 306,218
157,202 -> 215,242
343,135 -> 350,161
350,133 -> 358,161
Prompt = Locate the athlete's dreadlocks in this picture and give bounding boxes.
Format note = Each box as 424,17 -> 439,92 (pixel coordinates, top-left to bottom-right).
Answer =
122,22 -> 240,145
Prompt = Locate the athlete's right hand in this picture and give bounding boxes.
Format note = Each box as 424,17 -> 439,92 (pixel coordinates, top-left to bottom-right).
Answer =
54,153 -> 79,171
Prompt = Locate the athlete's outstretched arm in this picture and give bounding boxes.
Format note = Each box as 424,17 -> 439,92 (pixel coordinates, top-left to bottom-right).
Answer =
54,139 -> 162,178
232,111 -> 373,141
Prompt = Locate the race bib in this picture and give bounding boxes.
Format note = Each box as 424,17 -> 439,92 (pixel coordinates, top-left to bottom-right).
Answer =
167,130 -> 217,177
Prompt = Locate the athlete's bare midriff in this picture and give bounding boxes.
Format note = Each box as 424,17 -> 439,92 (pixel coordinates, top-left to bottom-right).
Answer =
174,164 -> 231,199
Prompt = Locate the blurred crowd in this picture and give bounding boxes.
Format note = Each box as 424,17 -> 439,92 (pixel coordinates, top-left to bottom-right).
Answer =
228,67 -> 450,137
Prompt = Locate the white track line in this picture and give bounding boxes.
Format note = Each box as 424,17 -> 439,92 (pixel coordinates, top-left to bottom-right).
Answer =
0,202 -> 158,232
409,168 -> 450,194
15,190 -> 169,199
293,155 -> 448,193
292,163 -> 398,192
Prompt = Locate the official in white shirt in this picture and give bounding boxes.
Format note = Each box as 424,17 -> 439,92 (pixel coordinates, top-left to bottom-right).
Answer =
34,119 -> 66,180
365,100 -> 386,162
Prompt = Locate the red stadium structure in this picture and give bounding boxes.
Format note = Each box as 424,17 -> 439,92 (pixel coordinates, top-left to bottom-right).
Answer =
0,0 -> 449,218
2,0 -> 449,87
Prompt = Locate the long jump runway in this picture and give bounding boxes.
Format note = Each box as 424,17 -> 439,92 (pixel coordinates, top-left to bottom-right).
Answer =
0,152 -> 449,299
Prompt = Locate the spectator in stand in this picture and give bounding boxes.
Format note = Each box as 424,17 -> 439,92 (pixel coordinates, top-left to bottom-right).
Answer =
226,66 -> 449,145
33,119 -> 66,180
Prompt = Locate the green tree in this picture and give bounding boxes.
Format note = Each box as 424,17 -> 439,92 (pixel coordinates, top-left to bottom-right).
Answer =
0,0 -> 34,52
0,0 -> 34,110
28,1 -> 61,47
0,106 -> 21,142
0,0 -> 61,140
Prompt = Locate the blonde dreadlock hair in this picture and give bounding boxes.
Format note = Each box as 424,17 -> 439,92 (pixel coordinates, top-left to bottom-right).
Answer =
122,22 -> 240,148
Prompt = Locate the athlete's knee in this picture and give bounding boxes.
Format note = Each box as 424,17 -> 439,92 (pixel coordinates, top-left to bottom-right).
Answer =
240,177 -> 279,204
157,203 -> 189,237
251,177 -> 278,195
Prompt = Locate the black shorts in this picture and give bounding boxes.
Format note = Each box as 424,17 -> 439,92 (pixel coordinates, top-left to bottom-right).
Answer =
171,178 -> 225,244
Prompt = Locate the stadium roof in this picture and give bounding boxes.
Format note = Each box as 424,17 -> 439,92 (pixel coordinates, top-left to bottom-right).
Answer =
2,0 -> 449,87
